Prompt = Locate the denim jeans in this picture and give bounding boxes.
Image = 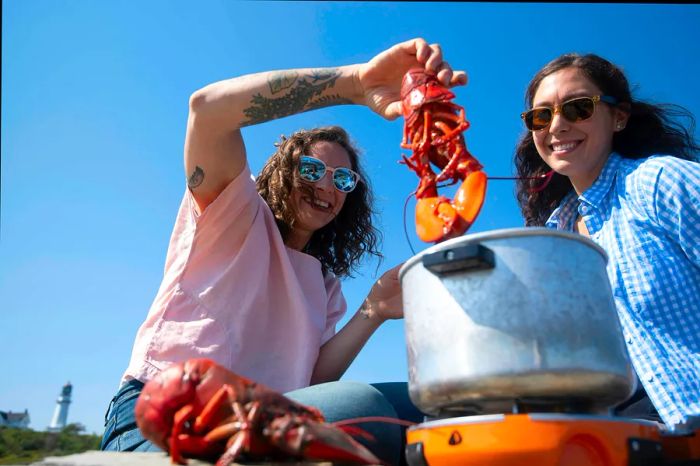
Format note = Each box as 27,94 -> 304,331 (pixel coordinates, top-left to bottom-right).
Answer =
100,379 -> 423,465
100,379 -> 162,452
286,381 -> 425,465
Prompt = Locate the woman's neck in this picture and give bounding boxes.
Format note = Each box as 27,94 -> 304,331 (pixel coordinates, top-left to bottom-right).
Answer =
285,230 -> 311,251
569,152 -> 612,195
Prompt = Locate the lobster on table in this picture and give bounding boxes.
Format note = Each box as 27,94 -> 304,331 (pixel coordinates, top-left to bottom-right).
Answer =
135,358 -> 381,465
400,68 -> 487,243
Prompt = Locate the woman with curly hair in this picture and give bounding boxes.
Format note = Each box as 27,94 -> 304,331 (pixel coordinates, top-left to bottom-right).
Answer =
100,38 -> 467,464
514,53 -> 700,431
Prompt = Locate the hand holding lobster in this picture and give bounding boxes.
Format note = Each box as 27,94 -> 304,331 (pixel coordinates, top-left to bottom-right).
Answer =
400,69 -> 487,243
135,359 -> 381,465
355,38 -> 467,120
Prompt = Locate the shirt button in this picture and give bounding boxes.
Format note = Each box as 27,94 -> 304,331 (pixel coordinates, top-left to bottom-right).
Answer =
580,205 -> 589,214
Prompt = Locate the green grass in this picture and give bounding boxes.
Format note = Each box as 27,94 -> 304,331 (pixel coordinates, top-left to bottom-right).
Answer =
0,424 -> 101,465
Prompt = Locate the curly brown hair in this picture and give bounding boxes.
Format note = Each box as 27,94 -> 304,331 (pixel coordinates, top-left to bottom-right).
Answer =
514,53 -> 700,226
255,126 -> 382,278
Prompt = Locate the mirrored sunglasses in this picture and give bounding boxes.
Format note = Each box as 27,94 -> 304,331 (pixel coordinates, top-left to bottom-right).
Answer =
298,155 -> 361,193
521,95 -> 618,131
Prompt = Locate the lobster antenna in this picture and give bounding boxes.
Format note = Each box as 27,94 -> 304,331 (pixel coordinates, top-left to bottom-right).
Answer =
403,191 -> 417,256
332,416 -> 418,428
487,170 -> 555,193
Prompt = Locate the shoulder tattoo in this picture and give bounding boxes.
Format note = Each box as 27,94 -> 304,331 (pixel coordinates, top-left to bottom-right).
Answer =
187,166 -> 205,189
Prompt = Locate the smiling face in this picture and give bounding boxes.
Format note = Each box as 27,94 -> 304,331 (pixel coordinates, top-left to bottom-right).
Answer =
531,67 -> 628,193
287,140 -> 352,250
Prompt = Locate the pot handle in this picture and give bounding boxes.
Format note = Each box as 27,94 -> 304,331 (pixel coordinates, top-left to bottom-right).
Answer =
422,244 -> 495,275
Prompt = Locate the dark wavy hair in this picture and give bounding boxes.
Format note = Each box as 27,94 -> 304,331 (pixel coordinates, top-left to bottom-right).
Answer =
255,126 -> 382,278
514,53 -> 700,226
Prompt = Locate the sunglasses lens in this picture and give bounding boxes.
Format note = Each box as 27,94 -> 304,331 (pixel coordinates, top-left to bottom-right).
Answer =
525,97 -> 598,130
562,97 -> 595,122
299,156 -> 325,182
526,108 -> 552,131
333,168 -> 357,193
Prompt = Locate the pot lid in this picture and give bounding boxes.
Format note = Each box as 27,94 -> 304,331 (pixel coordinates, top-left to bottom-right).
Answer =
399,227 -> 608,280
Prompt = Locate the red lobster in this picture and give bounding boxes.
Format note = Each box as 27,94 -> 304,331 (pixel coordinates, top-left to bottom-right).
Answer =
400,68 -> 487,243
135,358 -> 381,465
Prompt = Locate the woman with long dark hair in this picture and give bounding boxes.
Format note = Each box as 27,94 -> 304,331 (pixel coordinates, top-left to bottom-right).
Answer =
514,53 -> 700,430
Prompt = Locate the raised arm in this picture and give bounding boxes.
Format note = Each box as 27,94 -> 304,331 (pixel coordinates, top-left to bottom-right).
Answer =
184,66 -> 360,212
184,38 -> 467,212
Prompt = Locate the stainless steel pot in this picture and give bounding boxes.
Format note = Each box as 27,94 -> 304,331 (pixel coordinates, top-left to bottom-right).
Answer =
399,227 -> 635,416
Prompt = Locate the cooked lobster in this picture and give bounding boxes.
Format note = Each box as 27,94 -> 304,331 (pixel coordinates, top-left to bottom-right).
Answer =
400,68 -> 487,243
134,358 -> 381,465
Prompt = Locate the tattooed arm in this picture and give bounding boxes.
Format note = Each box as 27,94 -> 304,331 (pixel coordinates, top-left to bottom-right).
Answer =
184,38 -> 466,212
184,66 -> 360,212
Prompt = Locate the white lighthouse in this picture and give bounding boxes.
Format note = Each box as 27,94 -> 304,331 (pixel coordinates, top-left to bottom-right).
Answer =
48,382 -> 72,432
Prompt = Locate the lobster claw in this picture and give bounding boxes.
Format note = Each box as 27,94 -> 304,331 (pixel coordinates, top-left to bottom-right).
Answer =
415,170 -> 487,243
266,416 -> 382,465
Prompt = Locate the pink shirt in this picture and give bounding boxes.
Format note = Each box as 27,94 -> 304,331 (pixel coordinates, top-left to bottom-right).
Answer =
122,165 -> 347,393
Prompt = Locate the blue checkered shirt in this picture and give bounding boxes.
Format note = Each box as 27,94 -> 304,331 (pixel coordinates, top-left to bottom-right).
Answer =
545,152 -> 700,428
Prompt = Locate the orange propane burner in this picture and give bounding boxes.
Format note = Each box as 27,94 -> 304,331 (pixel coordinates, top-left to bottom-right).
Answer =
406,413 -> 700,466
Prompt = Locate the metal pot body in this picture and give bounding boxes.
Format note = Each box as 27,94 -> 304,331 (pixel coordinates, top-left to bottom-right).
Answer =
399,227 -> 635,416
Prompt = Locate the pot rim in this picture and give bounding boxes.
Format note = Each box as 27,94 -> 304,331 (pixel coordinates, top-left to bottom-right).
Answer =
399,227 -> 608,280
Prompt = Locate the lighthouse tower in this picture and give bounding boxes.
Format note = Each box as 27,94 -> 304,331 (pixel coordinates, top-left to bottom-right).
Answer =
48,382 -> 72,432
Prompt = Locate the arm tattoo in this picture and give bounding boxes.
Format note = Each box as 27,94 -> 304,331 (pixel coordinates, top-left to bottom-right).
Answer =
241,68 -> 352,126
268,71 -> 298,94
307,69 -> 340,83
359,301 -> 373,320
187,166 -> 205,189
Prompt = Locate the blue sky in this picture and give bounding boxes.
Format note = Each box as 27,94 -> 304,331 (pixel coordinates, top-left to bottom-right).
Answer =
2,1 -> 699,435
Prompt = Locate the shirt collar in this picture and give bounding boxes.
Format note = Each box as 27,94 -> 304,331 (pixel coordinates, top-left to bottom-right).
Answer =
545,152 -> 622,230
579,152 -> 622,208
545,190 -> 578,230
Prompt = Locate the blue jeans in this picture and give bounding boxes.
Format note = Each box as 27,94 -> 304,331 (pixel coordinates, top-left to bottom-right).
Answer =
100,379 -> 162,452
100,379 -> 424,465
287,381 -> 425,465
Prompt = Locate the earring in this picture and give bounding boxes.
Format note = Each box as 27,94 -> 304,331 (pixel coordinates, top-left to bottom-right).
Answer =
616,123 -> 624,130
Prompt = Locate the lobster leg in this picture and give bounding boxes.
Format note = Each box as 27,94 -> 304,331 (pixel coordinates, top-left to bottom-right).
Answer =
435,142 -> 466,183
267,416 -> 382,465
432,109 -> 469,145
205,399 -> 260,463
215,432 -> 247,466
170,404 -> 196,465
193,385 -> 231,434
401,154 -> 421,173
165,385 -> 247,465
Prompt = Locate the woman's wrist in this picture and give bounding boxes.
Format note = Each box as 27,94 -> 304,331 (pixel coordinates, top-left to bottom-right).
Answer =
358,299 -> 387,325
337,64 -> 365,106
